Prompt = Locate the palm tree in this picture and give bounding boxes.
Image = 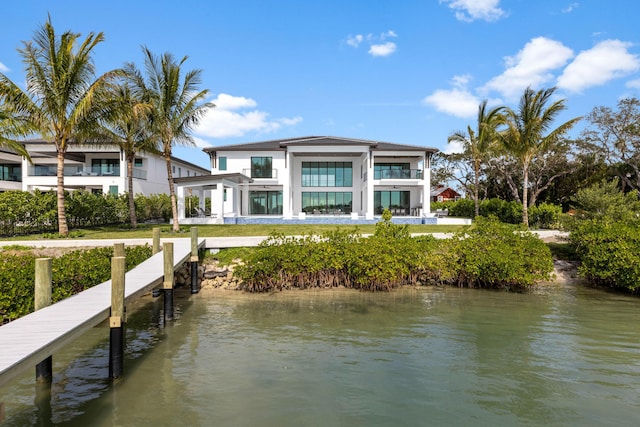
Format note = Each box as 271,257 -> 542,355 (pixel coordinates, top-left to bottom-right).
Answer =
126,47 -> 213,232
101,82 -> 155,228
0,105 -> 32,159
498,87 -> 581,227
448,100 -> 504,217
0,17 -> 118,236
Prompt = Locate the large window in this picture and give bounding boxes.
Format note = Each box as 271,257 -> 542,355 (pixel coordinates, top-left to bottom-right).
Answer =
301,161 -> 352,187
302,192 -> 352,214
374,190 -> 410,215
249,190 -> 282,214
0,164 -> 21,181
219,156 -> 227,171
374,163 -> 410,179
251,157 -> 272,178
91,159 -> 120,176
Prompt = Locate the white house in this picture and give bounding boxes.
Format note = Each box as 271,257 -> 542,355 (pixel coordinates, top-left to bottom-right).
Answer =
174,136 -> 438,224
0,139 -> 209,195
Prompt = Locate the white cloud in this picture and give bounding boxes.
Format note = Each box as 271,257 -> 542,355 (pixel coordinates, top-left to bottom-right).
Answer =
195,93 -> 302,139
483,37 -> 574,99
626,78 -> 640,90
561,2 -> 579,13
346,34 -> 364,48
444,140 -> 465,154
345,30 -> 398,57
0,62 -> 8,73
440,0 -> 505,22
369,42 -> 397,57
423,74 -> 480,118
557,40 -> 640,93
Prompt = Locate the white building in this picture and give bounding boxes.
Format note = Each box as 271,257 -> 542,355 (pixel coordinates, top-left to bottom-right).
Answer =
0,140 -> 209,195
174,136 -> 439,224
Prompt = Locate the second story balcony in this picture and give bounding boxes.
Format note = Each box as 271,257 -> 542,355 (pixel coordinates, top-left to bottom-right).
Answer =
374,169 -> 423,180
242,168 -> 278,180
29,165 -> 122,177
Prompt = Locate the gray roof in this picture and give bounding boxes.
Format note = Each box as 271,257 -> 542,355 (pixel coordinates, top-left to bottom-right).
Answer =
203,136 -> 438,153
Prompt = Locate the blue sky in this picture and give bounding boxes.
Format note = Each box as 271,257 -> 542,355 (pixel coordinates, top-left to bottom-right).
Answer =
2,1 -> 639,168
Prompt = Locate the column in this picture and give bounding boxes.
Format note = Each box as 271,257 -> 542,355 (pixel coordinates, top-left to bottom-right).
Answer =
365,151 -> 375,220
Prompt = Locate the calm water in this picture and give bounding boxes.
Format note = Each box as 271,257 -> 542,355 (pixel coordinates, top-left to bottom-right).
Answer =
1,285 -> 639,426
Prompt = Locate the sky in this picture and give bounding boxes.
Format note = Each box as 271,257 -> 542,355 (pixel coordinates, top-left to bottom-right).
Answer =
1,0 -> 640,169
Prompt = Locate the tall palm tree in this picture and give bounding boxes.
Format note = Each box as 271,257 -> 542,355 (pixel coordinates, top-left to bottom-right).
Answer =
0,17 -> 118,236
448,100 -> 504,217
101,82 -> 155,228
126,47 -> 213,232
498,87 -> 581,227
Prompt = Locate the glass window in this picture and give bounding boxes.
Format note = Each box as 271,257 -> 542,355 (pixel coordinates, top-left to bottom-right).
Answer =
134,158 -> 143,167
251,157 -> 272,178
301,162 -> 352,187
301,192 -> 352,214
374,190 -> 410,214
91,159 -> 120,176
374,163 -> 410,179
219,157 -> 227,171
249,190 -> 282,214
109,185 -> 118,195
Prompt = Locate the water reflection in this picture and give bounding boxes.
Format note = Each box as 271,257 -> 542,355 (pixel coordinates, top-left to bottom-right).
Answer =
1,286 -> 639,426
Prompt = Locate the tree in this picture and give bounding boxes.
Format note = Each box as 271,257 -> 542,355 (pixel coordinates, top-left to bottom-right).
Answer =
0,105 -> 32,159
101,82 -> 155,228
0,17 -> 117,236
497,87 -> 581,227
580,97 -> 640,192
126,48 -> 213,232
447,100 -> 505,217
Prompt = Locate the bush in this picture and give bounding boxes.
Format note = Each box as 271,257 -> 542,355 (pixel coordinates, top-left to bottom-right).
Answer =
235,214 -> 553,292
570,220 -> 640,293
447,217 -> 554,290
529,203 -> 562,229
0,245 -> 152,323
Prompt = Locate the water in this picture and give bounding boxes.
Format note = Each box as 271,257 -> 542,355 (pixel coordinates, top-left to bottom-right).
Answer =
1,285 -> 639,426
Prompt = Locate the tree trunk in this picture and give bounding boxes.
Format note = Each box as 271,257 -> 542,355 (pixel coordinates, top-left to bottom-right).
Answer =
522,161 -> 529,228
56,148 -> 69,236
165,151 -> 180,232
474,159 -> 480,217
127,156 -> 137,228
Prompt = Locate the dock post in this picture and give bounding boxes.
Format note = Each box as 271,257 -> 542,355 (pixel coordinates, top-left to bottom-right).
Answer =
34,258 -> 53,424
109,256 -> 126,379
114,242 -> 125,258
163,242 -> 174,321
152,228 -> 162,297
190,227 -> 199,294
34,258 -> 53,383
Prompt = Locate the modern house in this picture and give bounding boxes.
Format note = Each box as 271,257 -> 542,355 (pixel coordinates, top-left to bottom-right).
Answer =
174,136 -> 439,224
0,140 -> 209,195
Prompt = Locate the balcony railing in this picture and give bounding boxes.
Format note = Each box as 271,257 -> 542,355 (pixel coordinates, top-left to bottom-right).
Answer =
28,165 -> 121,177
374,169 -> 423,180
242,168 -> 278,179
132,168 -> 147,180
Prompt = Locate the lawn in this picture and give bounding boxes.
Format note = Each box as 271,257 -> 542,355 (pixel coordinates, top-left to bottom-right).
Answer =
0,223 -> 466,241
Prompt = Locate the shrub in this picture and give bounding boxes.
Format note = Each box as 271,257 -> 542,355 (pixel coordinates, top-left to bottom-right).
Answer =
446,217 -> 553,290
570,220 -> 640,293
529,203 -> 562,229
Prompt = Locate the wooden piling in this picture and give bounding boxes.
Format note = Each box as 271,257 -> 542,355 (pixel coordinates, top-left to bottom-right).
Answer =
114,242 -> 125,258
190,227 -> 199,294
34,258 -> 52,383
152,227 -> 161,255
163,242 -> 174,321
152,228 -> 162,297
109,256 -> 126,379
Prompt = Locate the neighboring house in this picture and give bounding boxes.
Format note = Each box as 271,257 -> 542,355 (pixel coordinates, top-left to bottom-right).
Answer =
0,148 -> 23,192
431,185 -> 461,203
0,140 -> 208,195
174,136 -> 438,224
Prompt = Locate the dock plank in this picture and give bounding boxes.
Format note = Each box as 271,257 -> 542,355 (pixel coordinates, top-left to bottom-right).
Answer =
0,238 -> 201,388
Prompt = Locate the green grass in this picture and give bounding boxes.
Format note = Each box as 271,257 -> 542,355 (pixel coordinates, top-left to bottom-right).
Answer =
0,223 -> 465,241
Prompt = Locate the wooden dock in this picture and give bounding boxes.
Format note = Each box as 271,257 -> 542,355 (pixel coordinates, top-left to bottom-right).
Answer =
0,238 -> 203,388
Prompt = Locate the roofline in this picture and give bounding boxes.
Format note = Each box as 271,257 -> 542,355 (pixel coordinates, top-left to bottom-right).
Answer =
202,136 -> 439,153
